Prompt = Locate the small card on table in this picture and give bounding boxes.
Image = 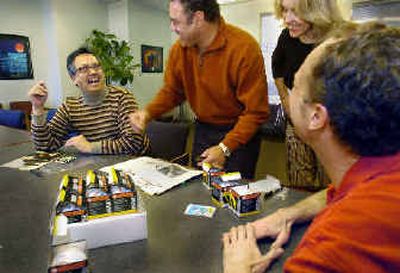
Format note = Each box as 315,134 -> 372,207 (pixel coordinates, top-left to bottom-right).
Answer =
184,203 -> 216,218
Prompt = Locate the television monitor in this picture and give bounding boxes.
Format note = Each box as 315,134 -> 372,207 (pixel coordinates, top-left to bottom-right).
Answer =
0,34 -> 33,80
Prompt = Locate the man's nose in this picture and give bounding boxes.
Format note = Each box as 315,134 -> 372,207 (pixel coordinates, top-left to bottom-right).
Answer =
170,22 -> 179,34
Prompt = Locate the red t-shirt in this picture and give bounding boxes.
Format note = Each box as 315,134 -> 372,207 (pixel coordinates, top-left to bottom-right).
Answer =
284,152 -> 400,272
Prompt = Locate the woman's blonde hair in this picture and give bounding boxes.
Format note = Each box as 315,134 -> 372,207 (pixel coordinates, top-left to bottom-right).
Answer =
274,0 -> 345,41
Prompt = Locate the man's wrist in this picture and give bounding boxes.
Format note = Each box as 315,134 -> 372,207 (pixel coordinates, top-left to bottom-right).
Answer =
218,142 -> 231,157
32,106 -> 45,116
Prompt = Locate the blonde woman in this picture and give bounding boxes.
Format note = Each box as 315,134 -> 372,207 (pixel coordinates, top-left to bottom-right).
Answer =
272,0 -> 345,189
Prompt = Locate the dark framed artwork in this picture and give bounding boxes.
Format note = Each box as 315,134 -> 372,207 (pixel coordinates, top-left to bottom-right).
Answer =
141,44 -> 163,73
0,34 -> 34,80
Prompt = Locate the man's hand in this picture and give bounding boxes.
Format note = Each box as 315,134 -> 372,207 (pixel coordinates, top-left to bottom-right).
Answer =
28,81 -> 48,115
129,110 -> 151,133
64,135 -> 93,153
198,145 -> 226,169
252,208 -> 294,241
223,224 -> 284,273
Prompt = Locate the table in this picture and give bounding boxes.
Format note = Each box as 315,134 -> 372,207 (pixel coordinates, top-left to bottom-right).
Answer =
0,125 -> 311,273
0,125 -> 31,148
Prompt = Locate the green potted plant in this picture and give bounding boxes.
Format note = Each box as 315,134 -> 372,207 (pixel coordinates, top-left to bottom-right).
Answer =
85,30 -> 139,86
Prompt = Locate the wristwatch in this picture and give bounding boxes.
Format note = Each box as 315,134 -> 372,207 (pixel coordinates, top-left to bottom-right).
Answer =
218,142 -> 231,157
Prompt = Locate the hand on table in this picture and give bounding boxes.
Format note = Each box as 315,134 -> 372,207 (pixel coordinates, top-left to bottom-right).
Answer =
64,135 -> 93,154
223,224 -> 284,273
197,145 -> 226,169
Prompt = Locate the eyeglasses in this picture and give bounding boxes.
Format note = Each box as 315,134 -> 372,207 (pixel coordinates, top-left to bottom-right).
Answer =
75,63 -> 102,74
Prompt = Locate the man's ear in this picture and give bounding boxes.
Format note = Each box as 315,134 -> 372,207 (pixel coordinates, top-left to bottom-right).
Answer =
308,104 -> 329,130
192,10 -> 204,26
72,75 -> 79,87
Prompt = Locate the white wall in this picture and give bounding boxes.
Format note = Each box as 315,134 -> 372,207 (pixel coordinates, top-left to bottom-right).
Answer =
221,0 -> 273,42
0,0 -> 108,108
127,0 -> 172,107
0,0 -> 50,108
50,0 -> 109,101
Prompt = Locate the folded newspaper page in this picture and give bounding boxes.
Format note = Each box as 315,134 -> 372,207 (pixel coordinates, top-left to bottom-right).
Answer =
101,157 -> 202,195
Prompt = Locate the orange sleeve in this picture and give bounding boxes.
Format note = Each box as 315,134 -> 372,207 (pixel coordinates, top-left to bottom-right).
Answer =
145,43 -> 186,119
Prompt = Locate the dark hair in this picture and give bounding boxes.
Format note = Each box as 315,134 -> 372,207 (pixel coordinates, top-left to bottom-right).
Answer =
66,47 -> 95,77
313,23 -> 400,156
172,0 -> 220,22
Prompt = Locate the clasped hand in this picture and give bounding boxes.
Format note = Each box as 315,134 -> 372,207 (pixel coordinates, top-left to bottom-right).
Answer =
64,135 -> 93,153
223,210 -> 293,273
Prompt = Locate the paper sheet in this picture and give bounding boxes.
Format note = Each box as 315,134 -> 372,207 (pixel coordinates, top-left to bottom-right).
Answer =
101,157 -> 202,195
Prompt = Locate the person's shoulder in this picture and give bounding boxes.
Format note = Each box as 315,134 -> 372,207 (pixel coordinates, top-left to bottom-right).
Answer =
108,86 -> 136,100
225,22 -> 258,45
334,169 -> 400,218
110,85 -> 130,95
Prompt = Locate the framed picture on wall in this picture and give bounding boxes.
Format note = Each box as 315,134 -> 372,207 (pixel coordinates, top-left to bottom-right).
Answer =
141,44 -> 163,73
0,34 -> 34,80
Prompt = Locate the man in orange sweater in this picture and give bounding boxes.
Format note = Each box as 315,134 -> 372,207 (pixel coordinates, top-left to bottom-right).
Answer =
223,23 -> 400,272
130,0 -> 269,178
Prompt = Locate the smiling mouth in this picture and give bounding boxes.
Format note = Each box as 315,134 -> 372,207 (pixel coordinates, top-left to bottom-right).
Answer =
88,77 -> 100,85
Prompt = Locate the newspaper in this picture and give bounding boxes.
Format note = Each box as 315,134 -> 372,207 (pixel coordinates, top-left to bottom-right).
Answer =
101,157 -> 202,195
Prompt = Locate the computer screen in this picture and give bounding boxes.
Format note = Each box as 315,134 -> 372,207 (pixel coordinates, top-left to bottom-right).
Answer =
0,34 -> 33,80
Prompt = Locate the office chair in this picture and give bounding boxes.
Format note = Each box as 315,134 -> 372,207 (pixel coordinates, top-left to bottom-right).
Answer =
0,109 -> 26,129
9,101 -> 32,130
145,120 -> 190,165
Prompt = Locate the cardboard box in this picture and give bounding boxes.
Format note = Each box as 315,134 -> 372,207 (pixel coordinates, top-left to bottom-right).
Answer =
53,211 -> 147,249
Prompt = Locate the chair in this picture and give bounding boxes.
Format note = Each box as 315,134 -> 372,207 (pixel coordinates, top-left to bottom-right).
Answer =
46,108 -> 57,122
0,109 -> 26,129
9,101 -> 32,130
145,120 -> 190,164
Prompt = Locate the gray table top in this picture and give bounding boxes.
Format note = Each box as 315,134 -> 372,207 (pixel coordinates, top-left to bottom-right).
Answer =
0,126 -> 310,273
0,125 -> 31,148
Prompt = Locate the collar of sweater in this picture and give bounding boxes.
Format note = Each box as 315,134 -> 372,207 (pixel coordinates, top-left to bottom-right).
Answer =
82,87 -> 109,106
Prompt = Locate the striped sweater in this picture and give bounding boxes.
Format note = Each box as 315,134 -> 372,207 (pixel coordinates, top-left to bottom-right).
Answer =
31,86 -> 150,155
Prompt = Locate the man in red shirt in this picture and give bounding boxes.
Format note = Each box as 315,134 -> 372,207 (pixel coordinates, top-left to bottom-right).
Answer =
223,23 -> 400,273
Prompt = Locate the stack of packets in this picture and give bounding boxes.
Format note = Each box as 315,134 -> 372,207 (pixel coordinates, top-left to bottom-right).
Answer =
54,167 -> 138,228
48,240 -> 89,273
1,151 -> 76,171
202,163 -> 282,217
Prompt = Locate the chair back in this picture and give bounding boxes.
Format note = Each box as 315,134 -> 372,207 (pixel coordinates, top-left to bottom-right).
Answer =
146,121 -> 190,164
9,101 -> 32,130
0,109 -> 25,129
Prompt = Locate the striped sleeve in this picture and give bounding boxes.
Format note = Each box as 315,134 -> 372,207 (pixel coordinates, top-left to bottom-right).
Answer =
100,87 -> 150,155
31,103 -> 71,152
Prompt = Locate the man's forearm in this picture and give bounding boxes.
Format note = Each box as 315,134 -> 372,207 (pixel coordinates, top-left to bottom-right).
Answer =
281,189 -> 327,224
